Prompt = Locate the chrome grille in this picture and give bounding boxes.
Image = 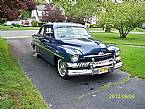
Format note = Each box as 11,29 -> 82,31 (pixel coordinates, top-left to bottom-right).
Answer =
80,53 -> 113,62
84,53 -> 112,58
77,58 -> 113,68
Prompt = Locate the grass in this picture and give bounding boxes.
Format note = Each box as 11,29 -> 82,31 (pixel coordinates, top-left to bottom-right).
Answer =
0,38 -> 48,109
91,32 -> 145,78
118,46 -> 145,79
0,25 -> 39,31
88,28 -> 117,31
91,32 -> 145,46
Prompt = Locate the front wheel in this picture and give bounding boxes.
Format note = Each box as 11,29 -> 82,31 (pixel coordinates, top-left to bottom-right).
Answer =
57,59 -> 70,80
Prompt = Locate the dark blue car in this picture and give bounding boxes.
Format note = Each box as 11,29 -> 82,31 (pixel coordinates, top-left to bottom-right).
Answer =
31,22 -> 122,79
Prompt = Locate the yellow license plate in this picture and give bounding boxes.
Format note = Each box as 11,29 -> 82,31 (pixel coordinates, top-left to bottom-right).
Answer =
99,67 -> 108,74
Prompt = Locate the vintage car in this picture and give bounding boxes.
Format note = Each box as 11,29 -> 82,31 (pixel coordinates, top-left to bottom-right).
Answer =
31,22 -> 122,79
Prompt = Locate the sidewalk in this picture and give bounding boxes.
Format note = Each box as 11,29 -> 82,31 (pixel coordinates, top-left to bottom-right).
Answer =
89,30 -> 145,35
114,44 -> 145,48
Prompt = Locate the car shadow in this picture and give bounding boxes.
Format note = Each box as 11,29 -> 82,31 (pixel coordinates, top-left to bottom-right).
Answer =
37,55 -> 129,87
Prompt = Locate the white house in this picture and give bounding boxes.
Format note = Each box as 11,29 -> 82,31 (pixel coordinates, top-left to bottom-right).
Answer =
32,0 -> 52,21
32,5 -> 45,21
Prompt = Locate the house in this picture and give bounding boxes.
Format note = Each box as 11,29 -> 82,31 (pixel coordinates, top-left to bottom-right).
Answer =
32,4 -> 45,21
32,0 -> 52,21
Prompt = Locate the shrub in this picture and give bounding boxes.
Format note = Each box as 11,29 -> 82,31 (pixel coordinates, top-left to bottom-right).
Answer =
20,11 -> 31,20
38,22 -> 46,27
15,24 -> 21,27
31,20 -> 38,27
90,24 -> 97,28
0,18 -> 7,24
12,23 -> 21,27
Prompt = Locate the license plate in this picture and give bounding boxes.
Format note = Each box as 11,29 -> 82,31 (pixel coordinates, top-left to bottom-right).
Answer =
98,67 -> 108,74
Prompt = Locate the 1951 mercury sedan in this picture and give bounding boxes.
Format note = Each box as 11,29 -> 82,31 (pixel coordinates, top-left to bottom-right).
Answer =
31,22 -> 122,79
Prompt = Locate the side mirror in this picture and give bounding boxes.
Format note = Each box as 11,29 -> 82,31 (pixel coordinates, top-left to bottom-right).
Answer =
32,34 -> 37,37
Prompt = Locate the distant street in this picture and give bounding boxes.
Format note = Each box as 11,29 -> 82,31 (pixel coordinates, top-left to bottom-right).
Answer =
0,30 -> 38,38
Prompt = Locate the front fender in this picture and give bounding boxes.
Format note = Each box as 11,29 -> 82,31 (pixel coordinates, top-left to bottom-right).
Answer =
57,46 -> 82,62
56,46 -> 74,62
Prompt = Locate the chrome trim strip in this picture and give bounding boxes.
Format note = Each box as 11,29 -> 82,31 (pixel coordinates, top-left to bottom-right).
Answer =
67,62 -> 122,76
91,61 -> 113,67
67,60 -> 113,68
84,53 -> 112,58
67,63 -> 79,68
67,66 -> 112,76
35,43 -> 64,59
68,69 -> 92,76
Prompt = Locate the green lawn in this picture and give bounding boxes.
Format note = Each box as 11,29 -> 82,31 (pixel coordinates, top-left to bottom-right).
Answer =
91,32 -> 145,78
0,25 -> 39,31
0,38 -> 48,109
91,32 -> 145,46
118,46 -> 145,79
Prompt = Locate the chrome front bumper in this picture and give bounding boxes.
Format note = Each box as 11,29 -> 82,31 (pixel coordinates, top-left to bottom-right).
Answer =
66,61 -> 122,76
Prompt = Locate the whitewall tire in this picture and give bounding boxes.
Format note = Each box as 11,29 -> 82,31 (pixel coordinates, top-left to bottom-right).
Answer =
33,45 -> 39,58
57,59 -> 69,80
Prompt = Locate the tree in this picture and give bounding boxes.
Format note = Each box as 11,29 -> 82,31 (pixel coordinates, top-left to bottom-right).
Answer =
20,11 -> 32,20
42,3 -> 66,22
54,0 -> 101,24
36,0 -> 46,4
99,1 -> 145,38
0,0 -> 36,20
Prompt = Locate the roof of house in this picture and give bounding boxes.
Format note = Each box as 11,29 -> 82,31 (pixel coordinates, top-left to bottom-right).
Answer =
36,5 -> 45,11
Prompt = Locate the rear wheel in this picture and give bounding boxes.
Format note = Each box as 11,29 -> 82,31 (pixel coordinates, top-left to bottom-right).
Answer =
57,59 -> 70,80
33,45 -> 39,58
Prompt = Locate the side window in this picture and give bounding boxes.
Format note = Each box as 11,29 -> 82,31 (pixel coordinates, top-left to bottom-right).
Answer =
44,27 -> 54,38
39,26 -> 45,35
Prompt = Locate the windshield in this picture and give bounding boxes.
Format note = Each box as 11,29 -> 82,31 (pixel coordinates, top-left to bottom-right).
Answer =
54,26 -> 90,39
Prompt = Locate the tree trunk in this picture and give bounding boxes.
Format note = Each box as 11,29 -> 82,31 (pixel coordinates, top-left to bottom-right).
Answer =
119,28 -> 127,38
105,25 -> 111,32
120,33 -> 126,38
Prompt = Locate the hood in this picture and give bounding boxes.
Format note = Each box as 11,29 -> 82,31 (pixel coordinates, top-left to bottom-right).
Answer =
60,38 -> 107,55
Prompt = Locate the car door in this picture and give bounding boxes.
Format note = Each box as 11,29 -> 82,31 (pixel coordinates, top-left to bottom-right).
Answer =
32,26 -> 45,54
40,26 -> 56,65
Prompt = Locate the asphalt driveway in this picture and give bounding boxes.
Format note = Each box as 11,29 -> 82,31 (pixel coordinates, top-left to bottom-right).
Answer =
2,30 -> 145,109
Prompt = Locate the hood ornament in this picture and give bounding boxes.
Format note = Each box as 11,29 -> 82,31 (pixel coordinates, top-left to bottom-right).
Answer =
98,52 -> 104,56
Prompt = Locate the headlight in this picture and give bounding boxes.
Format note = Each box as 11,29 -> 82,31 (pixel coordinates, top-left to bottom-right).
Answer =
74,49 -> 82,54
71,54 -> 79,62
115,50 -> 120,56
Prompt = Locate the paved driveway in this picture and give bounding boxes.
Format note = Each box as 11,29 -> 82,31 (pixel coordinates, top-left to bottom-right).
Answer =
2,31 -> 145,109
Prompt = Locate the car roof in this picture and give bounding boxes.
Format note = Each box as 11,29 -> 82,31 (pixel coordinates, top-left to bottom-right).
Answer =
43,22 -> 86,28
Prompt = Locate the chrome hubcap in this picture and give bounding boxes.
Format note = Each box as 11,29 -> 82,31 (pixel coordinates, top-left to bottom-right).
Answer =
58,59 -> 67,77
